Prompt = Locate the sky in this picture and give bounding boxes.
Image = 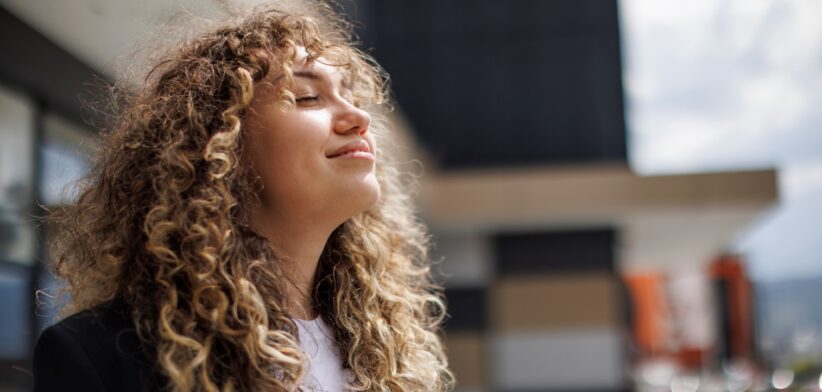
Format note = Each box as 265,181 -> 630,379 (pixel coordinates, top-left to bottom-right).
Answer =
620,0 -> 822,281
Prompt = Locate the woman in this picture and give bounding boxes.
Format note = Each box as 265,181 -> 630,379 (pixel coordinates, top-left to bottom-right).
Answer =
32,2 -> 454,391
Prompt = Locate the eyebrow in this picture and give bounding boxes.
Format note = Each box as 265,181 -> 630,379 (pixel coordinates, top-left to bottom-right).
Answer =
293,70 -> 353,91
293,70 -> 321,80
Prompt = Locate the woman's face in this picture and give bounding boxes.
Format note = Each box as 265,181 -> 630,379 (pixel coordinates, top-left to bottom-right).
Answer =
243,49 -> 380,226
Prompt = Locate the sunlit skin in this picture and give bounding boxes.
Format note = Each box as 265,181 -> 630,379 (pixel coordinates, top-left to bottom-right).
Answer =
243,48 -> 380,319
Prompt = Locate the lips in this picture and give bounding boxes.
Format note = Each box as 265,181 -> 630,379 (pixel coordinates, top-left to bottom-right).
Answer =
327,140 -> 372,158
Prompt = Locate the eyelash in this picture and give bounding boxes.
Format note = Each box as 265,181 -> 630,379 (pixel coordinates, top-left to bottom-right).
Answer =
295,95 -> 318,103
294,94 -> 361,108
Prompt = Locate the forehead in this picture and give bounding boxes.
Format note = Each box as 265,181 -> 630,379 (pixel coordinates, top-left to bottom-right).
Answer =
290,47 -> 348,84
252,48 -> 354,102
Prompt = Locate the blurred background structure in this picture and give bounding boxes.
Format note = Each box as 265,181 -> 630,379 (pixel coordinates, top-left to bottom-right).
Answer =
0,0 -> 820,391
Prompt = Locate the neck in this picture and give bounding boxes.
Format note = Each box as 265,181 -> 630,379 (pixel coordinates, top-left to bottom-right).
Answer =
250,206 -> 338,320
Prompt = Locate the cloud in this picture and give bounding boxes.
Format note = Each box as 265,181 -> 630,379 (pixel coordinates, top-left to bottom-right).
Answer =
623,0 -> 822,175
622,0 -> 822,280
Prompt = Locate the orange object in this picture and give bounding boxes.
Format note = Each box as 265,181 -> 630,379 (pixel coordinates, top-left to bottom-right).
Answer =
710,254 -> 754,359
624,272 -> 670,356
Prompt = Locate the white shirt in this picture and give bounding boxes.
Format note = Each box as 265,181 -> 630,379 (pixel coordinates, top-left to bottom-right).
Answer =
294,316 -> 353,392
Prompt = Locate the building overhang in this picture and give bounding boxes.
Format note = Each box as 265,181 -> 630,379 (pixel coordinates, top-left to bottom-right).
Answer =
417,164 -> 778,270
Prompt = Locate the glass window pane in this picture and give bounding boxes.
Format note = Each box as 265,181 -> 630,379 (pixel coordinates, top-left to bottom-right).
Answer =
35,221 -> 64,333
40,113 -> 96,206
0,262 -> 29,359
0,83 -> 35,266
35,268 -> 62,333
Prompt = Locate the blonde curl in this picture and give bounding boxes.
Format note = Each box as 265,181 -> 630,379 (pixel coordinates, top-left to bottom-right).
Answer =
46,2 -> 454,391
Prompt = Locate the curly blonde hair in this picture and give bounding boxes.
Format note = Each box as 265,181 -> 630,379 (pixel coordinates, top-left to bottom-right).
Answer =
46,2 -> 454,391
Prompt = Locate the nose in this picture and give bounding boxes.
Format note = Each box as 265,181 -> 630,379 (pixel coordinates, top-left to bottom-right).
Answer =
333,100 -> 371,136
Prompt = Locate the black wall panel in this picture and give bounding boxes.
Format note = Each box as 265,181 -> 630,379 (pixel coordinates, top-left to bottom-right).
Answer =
494,228 -> 616,276
352,0 -> 627,170
0,6 -> 106,127
443,286 -> 487,332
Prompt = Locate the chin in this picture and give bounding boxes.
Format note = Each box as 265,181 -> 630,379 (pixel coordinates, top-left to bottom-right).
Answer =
359,179 -> 382,211
336,173 -> 381,217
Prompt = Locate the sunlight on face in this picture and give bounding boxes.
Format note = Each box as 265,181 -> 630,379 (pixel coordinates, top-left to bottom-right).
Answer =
243,47 -> 381,227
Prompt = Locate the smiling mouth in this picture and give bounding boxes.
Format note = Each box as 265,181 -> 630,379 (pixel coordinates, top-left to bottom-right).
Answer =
327,140 -> 373,159
328,150 -> 375,160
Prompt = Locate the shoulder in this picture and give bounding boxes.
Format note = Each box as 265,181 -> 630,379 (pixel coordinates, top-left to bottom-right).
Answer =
33,299 -> 163,392
41,299 -> 135,350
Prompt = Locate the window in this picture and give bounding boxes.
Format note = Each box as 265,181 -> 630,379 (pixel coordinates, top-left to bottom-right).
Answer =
0,84 -> 35,266
40,113 -> 96,206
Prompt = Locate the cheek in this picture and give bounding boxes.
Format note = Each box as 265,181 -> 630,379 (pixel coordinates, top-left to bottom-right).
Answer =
254,141 -> 314,183
244,110 -> 335,190
249,134 -> 329,193
248,117 -> 321,162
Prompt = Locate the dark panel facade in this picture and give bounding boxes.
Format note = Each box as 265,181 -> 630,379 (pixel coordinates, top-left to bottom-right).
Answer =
352,0 -> 627,170
0,6 -> 105,127
443,286 -> 487,332
494,228 -> 616,276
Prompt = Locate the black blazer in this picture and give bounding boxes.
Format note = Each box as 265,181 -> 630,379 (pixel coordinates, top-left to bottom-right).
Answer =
32,300 -> 165,391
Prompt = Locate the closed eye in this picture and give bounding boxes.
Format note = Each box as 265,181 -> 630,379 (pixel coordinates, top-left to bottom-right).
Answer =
295,95 -> 318,104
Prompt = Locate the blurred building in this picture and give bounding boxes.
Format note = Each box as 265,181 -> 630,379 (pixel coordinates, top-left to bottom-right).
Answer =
0,1 -> 779,391
349,1 -> 777,391
1,3 -> 101,389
